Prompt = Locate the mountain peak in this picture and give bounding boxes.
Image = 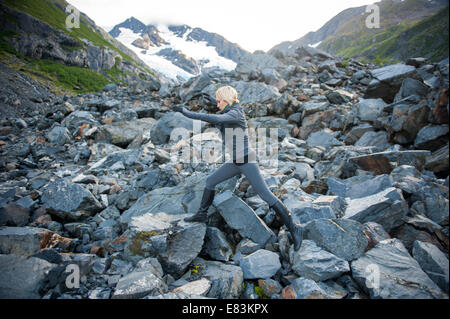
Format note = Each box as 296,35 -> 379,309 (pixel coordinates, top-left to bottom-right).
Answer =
269,0 -> 449,63
109,16 -> 147,38
109,18 -> 248,80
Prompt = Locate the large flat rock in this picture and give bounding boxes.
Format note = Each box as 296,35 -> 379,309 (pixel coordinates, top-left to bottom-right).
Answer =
0,254 -> 58,298
213,190 -> 276,246
344,187 -> 408,232
351,239 -> 447,299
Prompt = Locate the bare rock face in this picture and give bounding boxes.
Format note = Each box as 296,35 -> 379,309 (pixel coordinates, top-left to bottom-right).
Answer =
344,187 -> 409,232
213,190 -> 276,247
364,63 -> 419,103
111,270 -> 168,299
351,239 -> 447,299
240,249 -> 281,279
40,178 -> 103,221
0,226 -> 73,256
0,254 -> 59,298
289,240 -> 350,281
303,219 -> 369,261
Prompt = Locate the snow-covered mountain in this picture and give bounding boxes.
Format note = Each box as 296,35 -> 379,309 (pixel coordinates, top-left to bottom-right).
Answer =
108,17 -> 248,81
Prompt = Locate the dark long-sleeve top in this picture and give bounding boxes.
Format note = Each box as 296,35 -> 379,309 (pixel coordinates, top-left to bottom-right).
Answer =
180,103 -> 257,165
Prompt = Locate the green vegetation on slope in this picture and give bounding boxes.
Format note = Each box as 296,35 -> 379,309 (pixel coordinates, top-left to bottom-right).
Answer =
0,31 -> 128,93
319,0 -> 449,64
2,0 -> 135,62
32,59 -> 111,92
0,0 -> 160,93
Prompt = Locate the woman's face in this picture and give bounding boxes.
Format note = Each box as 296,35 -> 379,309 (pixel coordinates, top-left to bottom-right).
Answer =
216,96 -> 228,111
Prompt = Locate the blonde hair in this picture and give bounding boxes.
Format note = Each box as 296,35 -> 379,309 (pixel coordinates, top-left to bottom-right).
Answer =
216,86 -> 240,105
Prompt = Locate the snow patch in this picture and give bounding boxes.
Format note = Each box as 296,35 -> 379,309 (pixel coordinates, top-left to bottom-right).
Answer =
308,41 -> 322,48
113,24 -> 236,81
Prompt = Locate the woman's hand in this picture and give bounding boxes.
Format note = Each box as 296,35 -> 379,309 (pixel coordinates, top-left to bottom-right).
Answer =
173,105 -> 185,113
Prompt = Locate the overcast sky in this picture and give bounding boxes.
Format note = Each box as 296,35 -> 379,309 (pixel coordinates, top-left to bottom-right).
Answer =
67,0 -> 377,52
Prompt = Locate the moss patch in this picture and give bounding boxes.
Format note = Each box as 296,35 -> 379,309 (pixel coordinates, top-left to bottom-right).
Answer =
128,230 -> 161,256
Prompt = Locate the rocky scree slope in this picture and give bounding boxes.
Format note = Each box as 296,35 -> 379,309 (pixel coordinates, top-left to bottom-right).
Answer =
0,44 -> 449,299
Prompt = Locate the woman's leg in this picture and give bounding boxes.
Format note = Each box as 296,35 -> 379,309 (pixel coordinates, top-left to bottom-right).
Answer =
237,162 -> 279,207
185,162 -> 241,223
238,162 -> 303,250
205,162 -> 242,190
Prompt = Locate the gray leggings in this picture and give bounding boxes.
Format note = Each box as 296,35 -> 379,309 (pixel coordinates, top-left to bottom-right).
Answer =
205,162 -> 280,207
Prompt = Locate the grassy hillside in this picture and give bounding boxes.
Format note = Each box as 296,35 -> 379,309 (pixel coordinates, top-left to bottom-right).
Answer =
2,0 -> 135,62
0,0 -> 156,94
319,1 -> 449,64
321,6 -> 449,63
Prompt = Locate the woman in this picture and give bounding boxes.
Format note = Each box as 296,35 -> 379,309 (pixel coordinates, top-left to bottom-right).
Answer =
173,86 -> 303,251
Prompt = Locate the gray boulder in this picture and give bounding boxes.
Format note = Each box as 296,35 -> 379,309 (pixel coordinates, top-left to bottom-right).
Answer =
0,254 -> 58,298
289,240 -> 350,281
97,118 -> 155,148
189,257 -> 244,298
414,124 -> 449,151
144,292 -> 212,299
344,187 -> 408,232
248,116 -> 293,141
424,143 -> 449,175
88,288 -> 112,299
357,98 -> 387,122
283,199 -> 336,225
61,110 -> 99,134
160,222 -> 207,277
355,131 -> 391,150
292,162 -> 315,187
172,278 -> 212,297
291,277 -> 328,299
345,174 -> 394,200
235,52 -> 282,75
47,126 -> 71,145
394,78 -> 429,103
412,240 -> 449,293
0,203 -> 30,227
365,63 -> 418,103
387,103 -> 430,144
201,226 -> 233,262
393,176 -> 448,226
122,214 -> 206,278
296,45 -> 334,60
239,249 -> 281,279
349,150 -> 430,175
351,239 -> 447,299
303,219 -> 369,261
317,280 -> 349,299
302,101 -> 329,117
151,112 -> 205,145
312,195 -> 347,218
40,178 -> 103,221
213,190 -> 276,247
344,124 -> 374,145
86,149 -> 142,174
0,226 -> 54,256
261,68 -> 285,88
111,270 -> 168,299
88,142 -> 124,162
121,173 -> 234,225
306,129 -> 344,147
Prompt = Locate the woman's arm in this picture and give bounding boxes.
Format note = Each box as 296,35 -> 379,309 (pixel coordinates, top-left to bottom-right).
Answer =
180,107 -> 239,125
